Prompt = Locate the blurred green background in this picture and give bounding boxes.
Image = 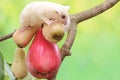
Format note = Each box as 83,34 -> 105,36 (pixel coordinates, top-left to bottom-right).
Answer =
0,0 -> 120,80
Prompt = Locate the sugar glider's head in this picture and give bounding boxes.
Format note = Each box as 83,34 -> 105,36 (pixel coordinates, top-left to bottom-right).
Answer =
42,3 -> 70,29
54,5 -> 70,25
55,6 -> 70,31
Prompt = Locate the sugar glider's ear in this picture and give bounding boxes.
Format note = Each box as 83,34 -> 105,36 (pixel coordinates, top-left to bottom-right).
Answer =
65,6 -> 70,11
54,6 -> 70,14
55,10 -> 61,15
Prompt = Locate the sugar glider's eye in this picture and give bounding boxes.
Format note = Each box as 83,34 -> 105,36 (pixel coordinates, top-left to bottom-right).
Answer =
55,11 -> 59,14
61,15 -> 66,19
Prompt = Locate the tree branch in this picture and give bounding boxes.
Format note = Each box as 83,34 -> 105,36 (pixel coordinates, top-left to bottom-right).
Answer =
60,19 -> 77,61
0,30 -> 15,42
71,0 -> 119,24
60,0 -> 119,62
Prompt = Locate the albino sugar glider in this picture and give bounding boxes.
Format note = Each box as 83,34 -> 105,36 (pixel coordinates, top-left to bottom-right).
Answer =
20,1 -> 70,31
13,1 -> 70,47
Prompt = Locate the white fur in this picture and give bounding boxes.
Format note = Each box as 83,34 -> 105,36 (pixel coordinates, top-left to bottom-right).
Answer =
20,1 -> 70,31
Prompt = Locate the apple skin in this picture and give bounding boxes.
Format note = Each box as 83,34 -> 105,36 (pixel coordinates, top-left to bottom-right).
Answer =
27,28 -> 61,79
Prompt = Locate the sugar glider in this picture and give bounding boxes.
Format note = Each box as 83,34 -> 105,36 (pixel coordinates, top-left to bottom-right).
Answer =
20,1 -> 70,31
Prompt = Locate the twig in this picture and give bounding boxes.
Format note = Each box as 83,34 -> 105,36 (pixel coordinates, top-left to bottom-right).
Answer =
72,0 -> 119,23
0,30 -> 15,42
60,19 -> 77,61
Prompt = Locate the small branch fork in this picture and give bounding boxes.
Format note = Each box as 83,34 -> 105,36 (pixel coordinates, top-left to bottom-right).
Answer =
0,0 -> 119,80
61,0 -> 119,62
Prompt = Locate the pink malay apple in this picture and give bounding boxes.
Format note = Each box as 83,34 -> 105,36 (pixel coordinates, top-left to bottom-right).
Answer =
27,28 -> 61,79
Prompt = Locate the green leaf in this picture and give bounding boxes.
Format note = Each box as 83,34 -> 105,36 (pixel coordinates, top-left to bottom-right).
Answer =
4,61 -> 15,80
0,51 -> 4,80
